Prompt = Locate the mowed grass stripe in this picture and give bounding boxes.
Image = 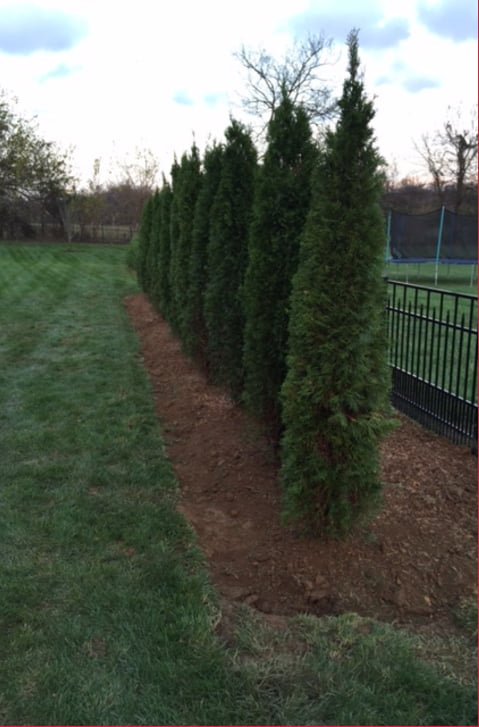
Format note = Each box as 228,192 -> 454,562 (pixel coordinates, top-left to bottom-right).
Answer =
0,242 -> 476,726
0,243 -> 250,726
0,246 -> 83,371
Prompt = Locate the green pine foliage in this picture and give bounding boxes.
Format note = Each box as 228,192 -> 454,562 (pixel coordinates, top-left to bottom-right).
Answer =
156,178 -> 173,320
243,95 -> 317,440
280,31 -> 392,536
184,142 -> 224,365
167,157 -> 181,330
204,120 -> 257,398
146,189 -> 161,300
137,194 -> 155,294
168,146 -> 202,343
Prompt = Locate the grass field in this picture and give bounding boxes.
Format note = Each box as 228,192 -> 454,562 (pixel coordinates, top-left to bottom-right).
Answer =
386,278 -> 477,405
0,241 -> 476,726
385,261 -> 478,295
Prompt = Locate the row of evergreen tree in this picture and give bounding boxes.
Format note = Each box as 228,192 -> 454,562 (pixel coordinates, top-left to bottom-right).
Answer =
134,33 -> 392,535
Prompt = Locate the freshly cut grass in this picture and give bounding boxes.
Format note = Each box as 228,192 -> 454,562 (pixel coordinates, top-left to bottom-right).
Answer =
0,242 -> 476,726
0,243 -> 246,725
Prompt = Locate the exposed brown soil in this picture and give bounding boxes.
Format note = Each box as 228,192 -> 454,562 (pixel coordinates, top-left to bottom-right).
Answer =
125,293 -> 477,633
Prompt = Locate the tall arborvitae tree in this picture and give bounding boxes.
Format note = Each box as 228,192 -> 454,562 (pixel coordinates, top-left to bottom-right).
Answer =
280,31 -> 391,536
156,177 -> 173,319
184,142 -> 224,365
167,157 -> 181,329
137,194 -> 155,293
242,95 -> 317,440
204,120 -> 257,398
146,188 -> 161,299
168,145 -> 202,344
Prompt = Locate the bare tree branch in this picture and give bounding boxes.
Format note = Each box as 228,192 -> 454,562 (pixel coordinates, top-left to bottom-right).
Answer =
234,33 -> 337,142
415,104 -> 478,212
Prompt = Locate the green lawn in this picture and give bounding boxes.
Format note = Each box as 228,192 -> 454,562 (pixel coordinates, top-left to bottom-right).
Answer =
0,241 -> 476,726
386,280 -> 477,404
385,261 -> 477,295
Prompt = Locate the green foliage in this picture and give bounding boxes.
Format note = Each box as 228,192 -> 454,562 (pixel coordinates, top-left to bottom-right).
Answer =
136,194 -> 155,293
280,31 -> 392,535
167,157 -> 181,327
125,234 -> 139,272
184,142 -> 224,364
145,189 -> 161,298
0,91 -> 74,238
204,120 -> 257,397
243,96 -> 317,439
168,146 -> 202,342
156,179 -> 173,319
0,91 -> 73,203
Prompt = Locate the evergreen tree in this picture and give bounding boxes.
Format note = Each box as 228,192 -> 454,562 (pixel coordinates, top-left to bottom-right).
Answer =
169,145 -> 202,343
184,142 -> 224,365
146,189 -> 161,299
156,177 -> 173,320
137,194 -> 155,293
243,95 -> 317,440
167,157 -> 181,329
280,31 -> 391,535
204,120 -> 257,398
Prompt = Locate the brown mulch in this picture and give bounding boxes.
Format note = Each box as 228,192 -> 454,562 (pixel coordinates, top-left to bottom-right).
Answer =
125,293 -> 477,633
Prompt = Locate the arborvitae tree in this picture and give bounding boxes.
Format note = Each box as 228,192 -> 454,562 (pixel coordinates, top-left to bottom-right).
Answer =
146,188 -> 161,299
184,142 -> 224,365
242,95 -> 317,440
168,145 -> 202,343
167,157 -> 181,329
280,31 -> 391,536
137,194 -> 155,293
204,120 -> 257,398
156,178 -> 173,319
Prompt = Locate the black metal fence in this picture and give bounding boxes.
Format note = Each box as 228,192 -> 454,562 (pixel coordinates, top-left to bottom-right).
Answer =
386,280 -> 477,446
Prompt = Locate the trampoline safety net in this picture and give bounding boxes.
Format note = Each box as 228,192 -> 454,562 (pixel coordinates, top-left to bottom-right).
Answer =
386,208 -> 478,264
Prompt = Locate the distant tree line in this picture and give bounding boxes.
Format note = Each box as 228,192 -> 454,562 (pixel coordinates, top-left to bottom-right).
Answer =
0,91 -> 73,240
386,105 -> 478,216
382,177 -> 477,216
0,92 -> 158,242
134,31 -> 392,536
2,34 -> 476,245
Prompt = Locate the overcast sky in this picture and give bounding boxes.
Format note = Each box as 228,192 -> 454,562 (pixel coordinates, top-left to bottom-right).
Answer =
0,0 -> 476,188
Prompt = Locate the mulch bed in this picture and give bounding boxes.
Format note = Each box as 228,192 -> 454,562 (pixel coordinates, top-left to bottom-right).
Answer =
125,292 -> 477,633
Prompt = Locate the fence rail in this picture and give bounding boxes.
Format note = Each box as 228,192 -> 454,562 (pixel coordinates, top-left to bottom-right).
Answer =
386,280 -> 477,446
28,222 -> 133,244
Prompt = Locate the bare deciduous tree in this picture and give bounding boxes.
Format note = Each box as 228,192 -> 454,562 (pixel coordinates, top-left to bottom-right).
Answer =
234,33 -> 337,139
115,146 -> 160,191
415,105 -> 478,213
